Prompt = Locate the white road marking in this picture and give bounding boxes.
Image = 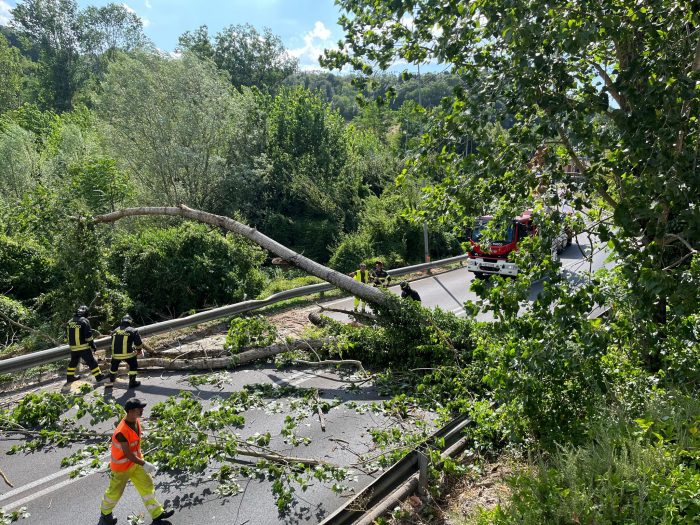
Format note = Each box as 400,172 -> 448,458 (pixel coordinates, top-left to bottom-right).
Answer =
2,465 -> 107,512
0,455 -> 108,512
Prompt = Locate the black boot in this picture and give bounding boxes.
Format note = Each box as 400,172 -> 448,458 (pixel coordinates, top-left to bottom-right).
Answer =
65,375 -> 81,384
95,373 -> 107,383
152,509 -> 174,523
128,377 -> 141,389
99,513 -> 117,525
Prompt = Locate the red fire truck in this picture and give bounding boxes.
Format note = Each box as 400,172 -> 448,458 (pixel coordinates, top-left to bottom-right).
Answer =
466,210 -> 571,278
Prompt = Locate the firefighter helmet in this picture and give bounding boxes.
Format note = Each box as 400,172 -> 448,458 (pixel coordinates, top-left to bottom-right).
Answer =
76,305 -> 89,317
400,281 -> 409,290
121,314 -> 133,325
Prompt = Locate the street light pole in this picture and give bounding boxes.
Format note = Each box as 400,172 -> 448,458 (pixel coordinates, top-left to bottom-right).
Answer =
418,62 -> 430,263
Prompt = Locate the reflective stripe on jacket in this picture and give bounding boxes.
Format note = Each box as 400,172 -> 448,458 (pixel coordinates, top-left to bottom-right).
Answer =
67,316 -> 94,351
110,418 -> 142,471
111,325 -> 143,359
372,269 -> 391,287
353,270 -> 370,284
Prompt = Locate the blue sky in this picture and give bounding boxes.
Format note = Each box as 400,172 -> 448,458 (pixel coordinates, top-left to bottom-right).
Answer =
0,0 -> 348,70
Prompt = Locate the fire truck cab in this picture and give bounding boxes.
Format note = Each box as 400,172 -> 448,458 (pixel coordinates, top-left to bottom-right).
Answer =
466,210 -> 571,278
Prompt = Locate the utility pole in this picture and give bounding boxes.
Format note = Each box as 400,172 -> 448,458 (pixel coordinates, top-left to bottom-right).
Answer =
418,62 -> 430,263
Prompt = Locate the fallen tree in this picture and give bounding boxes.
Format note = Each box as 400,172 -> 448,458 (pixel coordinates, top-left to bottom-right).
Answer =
138,337 -> 334,370
94,205 -> 393,309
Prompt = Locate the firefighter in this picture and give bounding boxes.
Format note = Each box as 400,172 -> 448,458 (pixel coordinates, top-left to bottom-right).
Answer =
99,398 -> 174,525
371,261 -> 391,288
350,262 -> 371,312
66,305 -> 106,384
107,314 -> 151,389
399,281 -> 421,303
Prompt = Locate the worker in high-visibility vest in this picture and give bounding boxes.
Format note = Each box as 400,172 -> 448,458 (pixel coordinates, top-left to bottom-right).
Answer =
107,314 -> 152,389
350,262 -> 371,313
99,398 -> 174,525
66,305 -> 106,384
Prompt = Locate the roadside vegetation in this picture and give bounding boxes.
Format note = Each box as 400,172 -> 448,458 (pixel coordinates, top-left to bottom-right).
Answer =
1,0 -> 699,523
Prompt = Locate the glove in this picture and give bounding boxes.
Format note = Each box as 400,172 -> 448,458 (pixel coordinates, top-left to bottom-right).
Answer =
142,461 -> 157,474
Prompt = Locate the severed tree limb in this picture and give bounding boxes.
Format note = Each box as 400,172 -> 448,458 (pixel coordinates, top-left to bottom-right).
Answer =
0,311 -> 59,347
292,359 -> 367,375
231,447 -> 330,467
94,206 -> 394,309
138,338 -> 335,370
308,311 -> 334,327
0,466 -> 12,487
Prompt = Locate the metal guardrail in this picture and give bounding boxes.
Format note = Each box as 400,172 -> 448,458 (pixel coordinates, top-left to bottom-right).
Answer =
0,255 -> 469,375
320,414 -> 472,525
319,302 -> 611,525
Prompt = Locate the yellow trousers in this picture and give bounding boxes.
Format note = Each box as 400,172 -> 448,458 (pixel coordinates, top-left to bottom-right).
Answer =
353,297 -> 366,311
100,464 -> 164,519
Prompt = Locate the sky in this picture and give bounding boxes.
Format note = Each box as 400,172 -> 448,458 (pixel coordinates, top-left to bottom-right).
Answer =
0,0 -> 350,71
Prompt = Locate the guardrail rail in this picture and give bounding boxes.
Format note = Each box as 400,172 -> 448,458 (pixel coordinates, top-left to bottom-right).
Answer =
0,255 -> 469,375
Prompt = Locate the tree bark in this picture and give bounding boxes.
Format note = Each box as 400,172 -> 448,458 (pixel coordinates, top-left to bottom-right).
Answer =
138,338 -> 335,370
94,205 -> 393,308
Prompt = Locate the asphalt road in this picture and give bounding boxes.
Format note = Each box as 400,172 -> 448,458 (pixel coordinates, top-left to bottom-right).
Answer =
1,365 -> 427,525
325,237 -> 610,321
0,238 -> 609,525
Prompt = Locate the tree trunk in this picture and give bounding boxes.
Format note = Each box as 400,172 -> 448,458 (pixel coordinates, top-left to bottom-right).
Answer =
138,338 -> 335,370
94,205 -> 392,308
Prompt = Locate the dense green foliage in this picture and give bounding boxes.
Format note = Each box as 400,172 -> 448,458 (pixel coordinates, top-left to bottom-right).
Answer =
6,0 -> 700,520
224,316 -> 278,353
108,223 -> 266,319
0,0 -> 450,347
322,0 -> 700,521
178,23 -> 297,93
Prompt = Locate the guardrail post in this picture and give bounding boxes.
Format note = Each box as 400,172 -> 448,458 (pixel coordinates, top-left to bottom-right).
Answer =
417,451 -> 428,497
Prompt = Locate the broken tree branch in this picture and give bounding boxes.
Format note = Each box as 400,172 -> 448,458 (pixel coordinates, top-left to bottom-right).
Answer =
137,338 -> 335,370
292,359 -> 367,375
0,466 -> 13,487
0,311 -> 59,347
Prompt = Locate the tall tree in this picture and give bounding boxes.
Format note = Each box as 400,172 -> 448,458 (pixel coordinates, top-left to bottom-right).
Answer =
324,1 -> 700,338
259,86 -> 361,261
11,0 -> 149,111
97,52 -> 237,210
0,34 -> 32,112
11,0 -> 81,111
77,4 -> 149,74
178,24 -> 298,92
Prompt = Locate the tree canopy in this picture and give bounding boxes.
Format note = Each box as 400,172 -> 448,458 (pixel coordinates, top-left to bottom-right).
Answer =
178,23 -> 298,92
324,0 -> 700,335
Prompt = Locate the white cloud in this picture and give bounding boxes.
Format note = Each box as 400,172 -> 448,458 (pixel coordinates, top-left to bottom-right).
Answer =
0,0 -> 12,25
121,3 -> 150,28
289,21 -> 335,71
144,0 -> 152,8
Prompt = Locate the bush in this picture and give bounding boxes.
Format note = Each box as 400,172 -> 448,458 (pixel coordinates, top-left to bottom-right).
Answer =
490,395 -> 700,525
108,223 -> 266,320
0,294 -> 33,350
328,192 -> 460,273
225,316 -> 278,353
0,234 -> 55,301
257,270 -> 323,299
264,213 -> 341,264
